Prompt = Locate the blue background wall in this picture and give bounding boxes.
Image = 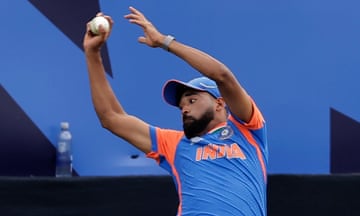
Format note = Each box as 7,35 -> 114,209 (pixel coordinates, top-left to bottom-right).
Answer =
0,0 -> 359,176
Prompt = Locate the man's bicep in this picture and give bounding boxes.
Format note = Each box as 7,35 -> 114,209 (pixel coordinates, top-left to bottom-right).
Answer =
106,114 -> 152,153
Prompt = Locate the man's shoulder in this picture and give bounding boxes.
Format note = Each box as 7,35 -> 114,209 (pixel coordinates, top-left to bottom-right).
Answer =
153,126 -> 185,142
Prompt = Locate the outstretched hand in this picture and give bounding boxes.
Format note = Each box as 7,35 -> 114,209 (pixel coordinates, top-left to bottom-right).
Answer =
124,6 -> 165,48
83,13 -> 114,53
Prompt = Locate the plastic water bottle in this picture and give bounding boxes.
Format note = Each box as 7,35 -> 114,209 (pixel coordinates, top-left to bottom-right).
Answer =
55,122 -> 73,177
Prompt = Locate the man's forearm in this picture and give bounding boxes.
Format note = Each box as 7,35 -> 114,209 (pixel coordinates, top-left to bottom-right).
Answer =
167,40 -> 231,82
85,51 -> 124,117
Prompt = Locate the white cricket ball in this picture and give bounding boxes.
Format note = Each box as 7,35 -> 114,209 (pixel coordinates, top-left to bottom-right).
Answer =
90,16 -> 110,35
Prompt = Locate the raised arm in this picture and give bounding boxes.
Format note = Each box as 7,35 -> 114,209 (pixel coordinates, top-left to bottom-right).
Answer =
124,6 -> 253,122
83,13 -> 152,153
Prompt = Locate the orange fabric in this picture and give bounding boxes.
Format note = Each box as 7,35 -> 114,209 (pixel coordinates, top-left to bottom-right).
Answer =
154,128 -> 183,164
241,98 -> 265,130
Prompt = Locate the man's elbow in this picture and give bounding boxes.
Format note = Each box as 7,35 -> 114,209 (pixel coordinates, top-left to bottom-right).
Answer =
96,110 -> 117,130
213,64 -> 233,83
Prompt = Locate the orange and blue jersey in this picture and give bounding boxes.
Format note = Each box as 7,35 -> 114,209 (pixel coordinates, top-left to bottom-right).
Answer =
147,99 -> 268,216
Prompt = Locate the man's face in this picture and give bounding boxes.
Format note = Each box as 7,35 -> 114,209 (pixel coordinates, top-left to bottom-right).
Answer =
179,90 -> 215,139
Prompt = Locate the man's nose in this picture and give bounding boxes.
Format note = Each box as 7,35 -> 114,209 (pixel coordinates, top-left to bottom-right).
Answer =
181,106 -> 190,115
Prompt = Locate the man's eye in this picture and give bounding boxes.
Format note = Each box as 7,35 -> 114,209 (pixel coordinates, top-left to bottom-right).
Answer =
190,99 -> 196,104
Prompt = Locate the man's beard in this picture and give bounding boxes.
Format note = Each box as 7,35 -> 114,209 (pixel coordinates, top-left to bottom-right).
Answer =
183,108 -> 214,139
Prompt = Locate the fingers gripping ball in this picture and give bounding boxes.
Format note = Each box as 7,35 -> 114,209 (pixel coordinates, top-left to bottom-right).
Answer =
90,16 -> 110,35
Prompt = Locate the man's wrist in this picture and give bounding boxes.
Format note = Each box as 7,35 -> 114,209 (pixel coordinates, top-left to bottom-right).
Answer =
161,35 -> 175,51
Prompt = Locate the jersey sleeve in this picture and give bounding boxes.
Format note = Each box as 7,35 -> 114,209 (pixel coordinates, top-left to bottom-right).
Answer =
229,97 -> 265,130
146,126 -> 184,165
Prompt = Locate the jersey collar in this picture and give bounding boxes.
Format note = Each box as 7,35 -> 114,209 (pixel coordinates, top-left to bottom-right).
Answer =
207,122 -> 227,134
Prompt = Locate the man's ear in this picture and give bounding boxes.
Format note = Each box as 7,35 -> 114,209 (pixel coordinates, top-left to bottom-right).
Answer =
215,97 -> 226,111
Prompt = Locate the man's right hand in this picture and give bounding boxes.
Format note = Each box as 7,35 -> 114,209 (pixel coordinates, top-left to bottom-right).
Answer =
83,13 -> 113,53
